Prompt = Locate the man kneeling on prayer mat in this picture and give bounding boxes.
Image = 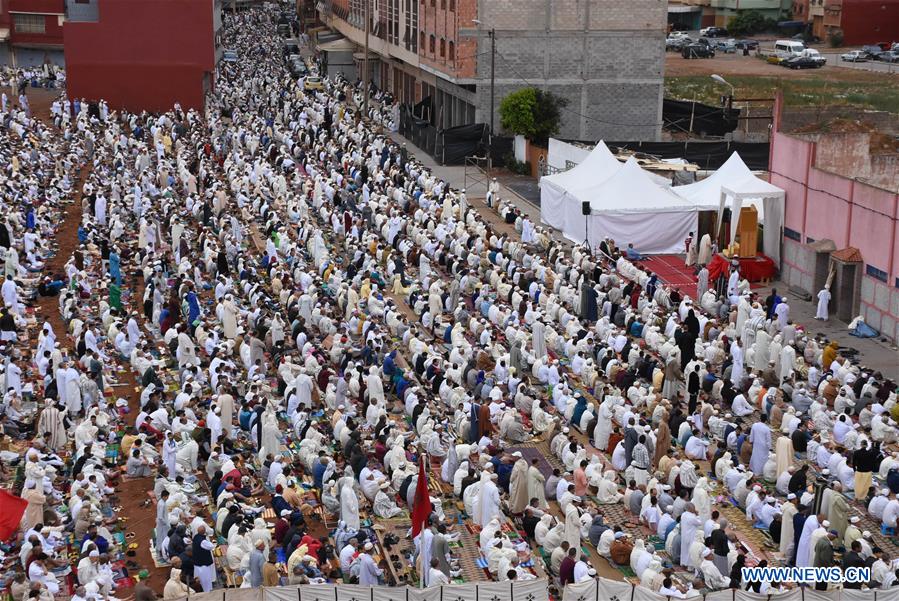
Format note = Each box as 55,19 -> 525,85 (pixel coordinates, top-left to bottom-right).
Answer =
373,480 -> 403,518
126,448 -> 153,478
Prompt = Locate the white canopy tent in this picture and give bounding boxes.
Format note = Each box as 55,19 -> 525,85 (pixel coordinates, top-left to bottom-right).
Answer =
579,157 -> 716,254
674,152 -> 785,265
539,140 -> 621,233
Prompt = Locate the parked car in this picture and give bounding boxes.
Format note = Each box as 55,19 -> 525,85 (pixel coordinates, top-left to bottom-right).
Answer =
696,37 -> 713,47
666,35 -> 692,50
700,26 -> 729,38
783,55 -> 824,69
877,51 -> 899,63
288,57 -> 308,77
802,48 -> 827,66
774,39 -> 806,58
277,23 -> 291,37
840,50 -> 868,62
715,39 -> 737,53
304,76 -> 324,91
734,39 -> 759,50
682,44 -> 715,59
861,45 -> 883,59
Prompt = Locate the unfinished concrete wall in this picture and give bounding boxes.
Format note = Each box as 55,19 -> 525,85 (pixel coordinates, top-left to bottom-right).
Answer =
474,0 -> 665,141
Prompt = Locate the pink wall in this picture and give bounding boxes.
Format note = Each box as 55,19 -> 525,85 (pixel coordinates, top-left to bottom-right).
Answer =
771,129 -> 899,281
805,168 -> 852,245
769,132 -> 811,234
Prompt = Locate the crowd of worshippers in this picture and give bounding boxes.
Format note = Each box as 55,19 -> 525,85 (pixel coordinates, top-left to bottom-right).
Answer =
4,2 -> 899,600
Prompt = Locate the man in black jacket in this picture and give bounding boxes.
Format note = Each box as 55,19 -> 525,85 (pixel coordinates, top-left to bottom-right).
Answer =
842,540 -> 867,589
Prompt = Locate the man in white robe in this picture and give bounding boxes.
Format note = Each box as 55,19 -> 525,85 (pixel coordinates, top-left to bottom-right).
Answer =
815,287 -> 831,321
796,513 -> 820,568
780,494 -> 798,557
478,473 -> 501,526
680,504 -> 702,569
340,475 -> 361,531
749,416 -> 771,475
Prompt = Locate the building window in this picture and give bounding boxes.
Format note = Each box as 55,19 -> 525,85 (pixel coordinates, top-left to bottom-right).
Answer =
13,14 -> 46,34
449,0 -> 454,10
440,0 -> 445,8
784,227 -> 802,242
866,264 -> 888,283
440,38 -> 445,57
429,34 -> 435,53
420,31 -> 425,50
448,40 -> 455,59
805,236 -> 815,243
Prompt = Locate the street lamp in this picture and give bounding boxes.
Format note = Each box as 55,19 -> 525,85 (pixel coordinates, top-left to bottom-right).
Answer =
710,73 -> 734,110
472,19 -> 495,164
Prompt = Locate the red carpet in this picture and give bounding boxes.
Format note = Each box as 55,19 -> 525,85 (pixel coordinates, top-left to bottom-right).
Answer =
641,254 -> 696,292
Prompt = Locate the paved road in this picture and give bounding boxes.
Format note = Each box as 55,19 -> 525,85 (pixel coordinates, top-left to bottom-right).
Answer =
820,53 -> 899,73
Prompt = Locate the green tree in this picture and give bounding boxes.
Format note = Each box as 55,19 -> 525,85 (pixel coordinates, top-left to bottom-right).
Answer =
499,87 -> 569,146
727,10 -> 766,35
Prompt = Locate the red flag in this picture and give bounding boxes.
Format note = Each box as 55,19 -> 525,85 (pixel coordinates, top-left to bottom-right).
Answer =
410,455 -> 432,538
0,489 -> 27,541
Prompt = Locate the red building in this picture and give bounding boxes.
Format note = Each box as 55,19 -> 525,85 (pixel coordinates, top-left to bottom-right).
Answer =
64,0 -> 222,113
1,0 -> 66,66
825,0 -> 899,45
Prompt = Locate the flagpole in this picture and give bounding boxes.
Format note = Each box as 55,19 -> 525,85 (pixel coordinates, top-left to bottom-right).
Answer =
420,451 -> 427,589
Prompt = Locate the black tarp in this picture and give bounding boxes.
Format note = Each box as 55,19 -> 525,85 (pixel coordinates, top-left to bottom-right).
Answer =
601,140 -> 770,171
440,123 -> 488,165
399,104 -> 437,155
663,98 -> 740,137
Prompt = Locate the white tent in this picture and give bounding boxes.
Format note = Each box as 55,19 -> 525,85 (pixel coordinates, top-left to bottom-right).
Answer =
674,152 -> 785,265
582,157 -> 714,254
539,141 -> 621,234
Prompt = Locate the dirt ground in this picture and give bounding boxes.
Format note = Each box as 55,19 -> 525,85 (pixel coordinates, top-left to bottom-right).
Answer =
666,51 -> 895,81
0,85 -> 60,122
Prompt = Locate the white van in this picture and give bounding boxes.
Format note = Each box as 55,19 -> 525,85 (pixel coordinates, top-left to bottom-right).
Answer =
774,40 -> 806,58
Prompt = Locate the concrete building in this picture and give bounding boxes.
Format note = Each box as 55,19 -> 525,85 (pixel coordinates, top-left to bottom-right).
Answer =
0,0 -> 66,67
770,96 -> 899,342
63,0 -> 222,113
667,0 -> 791,30
317,0 -> 665,141
707,0 -> 791,25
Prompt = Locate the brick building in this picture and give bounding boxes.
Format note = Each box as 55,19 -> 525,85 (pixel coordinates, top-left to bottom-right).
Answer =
63,0 -> 222,113
318,0 -> 665,141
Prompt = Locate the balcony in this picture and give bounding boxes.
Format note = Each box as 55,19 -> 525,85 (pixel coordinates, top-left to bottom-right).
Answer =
66,0 -> 99,22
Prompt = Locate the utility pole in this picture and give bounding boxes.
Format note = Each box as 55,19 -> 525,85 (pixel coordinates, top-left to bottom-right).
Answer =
362,0 -> 370,117
488,27 -> 495,161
